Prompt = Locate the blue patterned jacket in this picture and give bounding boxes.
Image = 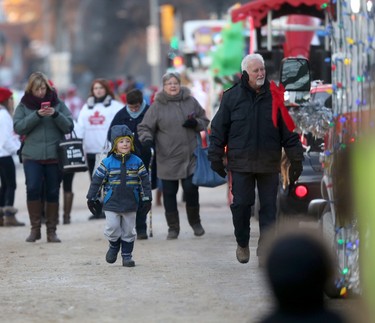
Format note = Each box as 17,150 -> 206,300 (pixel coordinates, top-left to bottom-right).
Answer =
86,152 -> 152,213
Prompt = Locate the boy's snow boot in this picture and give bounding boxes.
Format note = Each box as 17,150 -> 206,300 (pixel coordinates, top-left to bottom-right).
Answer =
45,202 -> 61,243
106,238 -> 121,263
186,206 -> 205,236
165,211 -> 180,240
26,201 -> 42,242
3,206 -> 25,226
63,192 -> 74,224
121,240 -> 135,267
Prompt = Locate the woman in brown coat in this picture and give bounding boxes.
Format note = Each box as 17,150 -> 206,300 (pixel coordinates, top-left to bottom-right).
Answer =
138,72 -> 209,239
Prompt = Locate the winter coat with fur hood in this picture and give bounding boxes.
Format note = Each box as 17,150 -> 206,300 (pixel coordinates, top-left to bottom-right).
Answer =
137,86 -> 209,180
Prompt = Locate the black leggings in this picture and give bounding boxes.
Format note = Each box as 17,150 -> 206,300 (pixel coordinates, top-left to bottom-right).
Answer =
0,156 -> 16,207
62,172 -> 74,192
86,153 -> 97,179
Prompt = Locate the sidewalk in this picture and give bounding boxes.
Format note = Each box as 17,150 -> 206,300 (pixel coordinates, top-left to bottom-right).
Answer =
0,162 -> 359,323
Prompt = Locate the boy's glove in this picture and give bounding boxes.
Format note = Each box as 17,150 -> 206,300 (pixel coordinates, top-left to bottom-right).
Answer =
182,118 -> 198,128
210,161 -> 227,178
289,160 -> 303,184
87,199 -> 102,217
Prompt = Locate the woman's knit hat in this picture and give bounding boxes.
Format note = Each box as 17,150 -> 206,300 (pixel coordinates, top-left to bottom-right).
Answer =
0,87 -> 13,103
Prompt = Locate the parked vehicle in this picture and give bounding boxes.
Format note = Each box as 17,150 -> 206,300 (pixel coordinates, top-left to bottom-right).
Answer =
277,81 -> 332,219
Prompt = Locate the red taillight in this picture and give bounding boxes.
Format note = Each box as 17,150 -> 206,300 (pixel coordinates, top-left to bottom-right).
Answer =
294,185 -> 308,198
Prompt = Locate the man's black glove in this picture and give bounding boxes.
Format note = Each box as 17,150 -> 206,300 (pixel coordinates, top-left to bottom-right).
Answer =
210,161 -> 227,178
182,118 -> 198,128
87,199 -> 102,217
289,160 -> 303,184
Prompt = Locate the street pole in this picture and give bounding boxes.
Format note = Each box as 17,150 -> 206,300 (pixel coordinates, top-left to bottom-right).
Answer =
149,0 -> 161,87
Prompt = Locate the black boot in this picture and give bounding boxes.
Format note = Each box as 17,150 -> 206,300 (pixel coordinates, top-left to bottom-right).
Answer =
121,240 -> 135,267
165,211 -> 180,240
106,238 -> 121,263
186,206 -> 205,236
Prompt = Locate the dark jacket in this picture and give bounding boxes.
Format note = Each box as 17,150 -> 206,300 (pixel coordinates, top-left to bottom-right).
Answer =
107,102 -> 158,188
107,102 -> 151,166
208,76 -> 304,173
87,125 -> 152,213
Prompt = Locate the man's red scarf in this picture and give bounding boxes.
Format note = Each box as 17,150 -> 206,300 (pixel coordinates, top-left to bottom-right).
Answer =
270,80 -> 295,132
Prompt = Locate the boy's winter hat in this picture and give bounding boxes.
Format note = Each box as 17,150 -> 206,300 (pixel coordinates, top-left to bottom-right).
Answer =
110,125 -> 134,153
0,87 -> 12,102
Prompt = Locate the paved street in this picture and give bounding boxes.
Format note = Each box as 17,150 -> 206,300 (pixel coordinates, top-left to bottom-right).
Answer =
0,161 -> 362,323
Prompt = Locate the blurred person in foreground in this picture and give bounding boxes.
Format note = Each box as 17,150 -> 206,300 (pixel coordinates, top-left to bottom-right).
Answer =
13,72 -> 74,242
75,78 -> 123,220
259,225 -> 345,323
208,53 -> 304,265
86,125 -> 152,267
108,89 -> 154,239
138,72 -> 210,240
0,87 -> 24,226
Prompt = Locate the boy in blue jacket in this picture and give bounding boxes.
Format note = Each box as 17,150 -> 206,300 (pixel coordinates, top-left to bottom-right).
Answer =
86,125 -> 152,267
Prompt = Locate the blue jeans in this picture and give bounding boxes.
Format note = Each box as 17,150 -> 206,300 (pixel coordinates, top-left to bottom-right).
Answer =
23,160 -> 62,202
230,171 -> 279,255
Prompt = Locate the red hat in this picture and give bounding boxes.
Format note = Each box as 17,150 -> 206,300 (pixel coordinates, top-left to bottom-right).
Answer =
0,87 -> 12,103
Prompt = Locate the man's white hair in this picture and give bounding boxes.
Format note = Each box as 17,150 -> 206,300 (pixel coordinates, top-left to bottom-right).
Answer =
241,53 -> 265,72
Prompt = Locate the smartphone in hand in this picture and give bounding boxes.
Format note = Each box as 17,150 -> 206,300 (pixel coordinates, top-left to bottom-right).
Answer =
41,101 -> 51,110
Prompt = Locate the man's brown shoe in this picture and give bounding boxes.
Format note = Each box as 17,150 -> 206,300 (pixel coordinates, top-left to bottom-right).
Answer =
236,245 -> 250,264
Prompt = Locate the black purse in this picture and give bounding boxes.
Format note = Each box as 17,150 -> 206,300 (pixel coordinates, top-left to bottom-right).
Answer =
58,131 -> 88,173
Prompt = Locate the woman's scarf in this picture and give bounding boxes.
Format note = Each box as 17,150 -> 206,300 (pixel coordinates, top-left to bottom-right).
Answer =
163,90 -> 183,102
126,100 -> 147,119
20,90 -> 59,110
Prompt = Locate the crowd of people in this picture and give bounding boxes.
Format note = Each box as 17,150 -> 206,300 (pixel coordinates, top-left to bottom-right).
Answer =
1,69 -> 212,265
2,54 -> 305,267
1,54 -> 353,320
